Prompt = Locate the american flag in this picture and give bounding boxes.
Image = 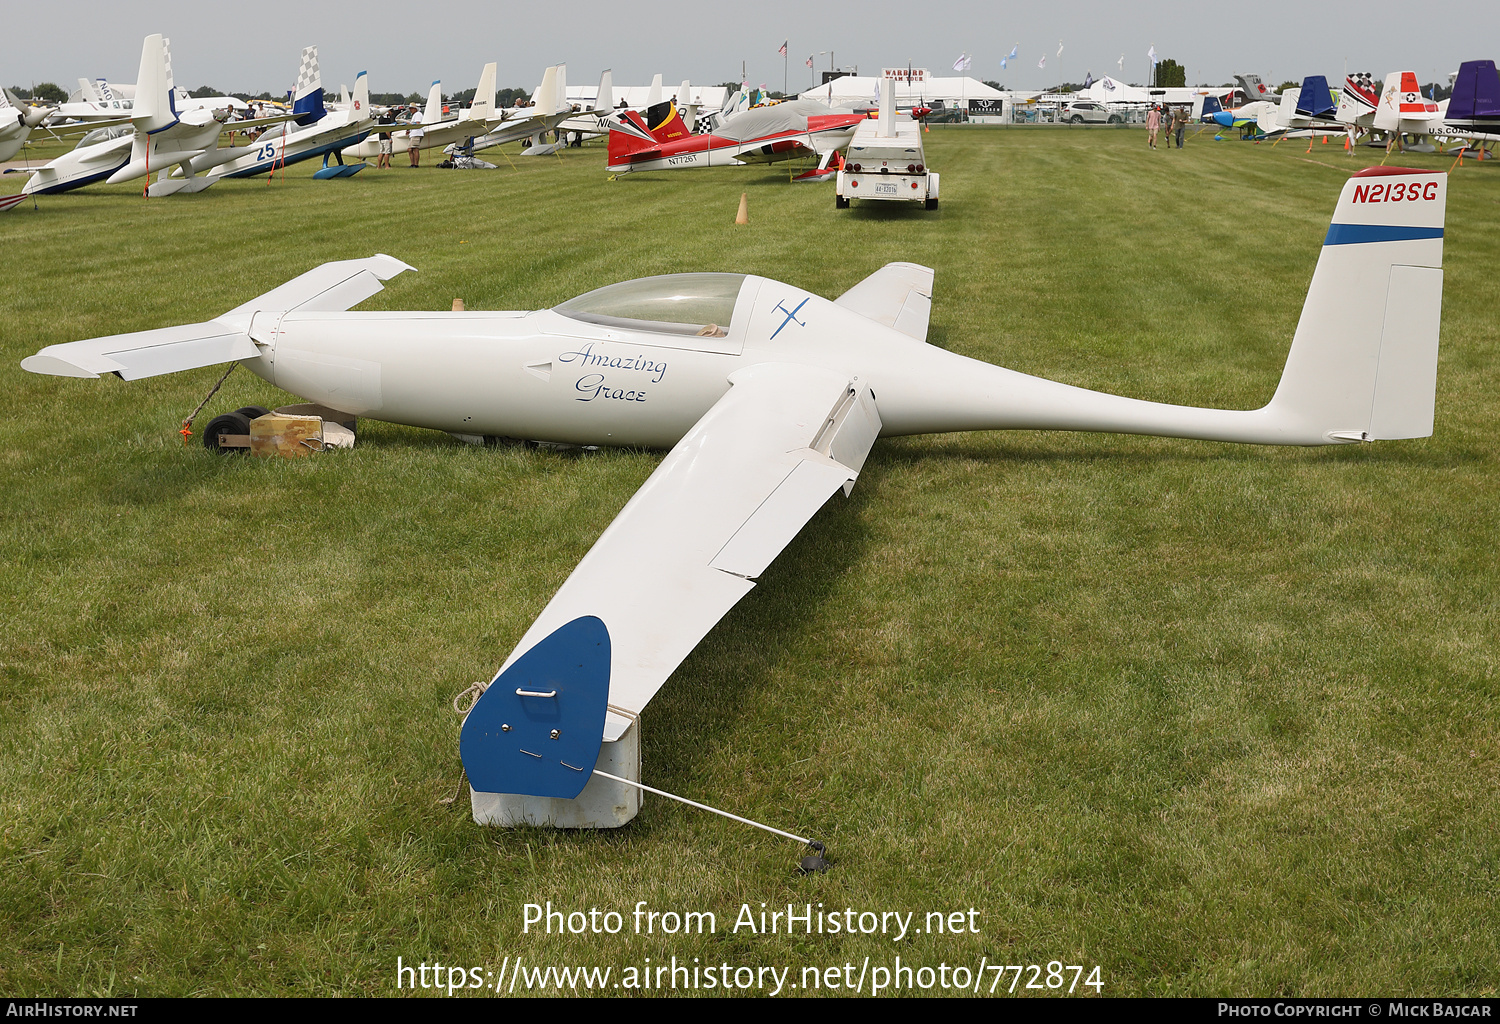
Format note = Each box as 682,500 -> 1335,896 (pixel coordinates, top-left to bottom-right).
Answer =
806,55 -> 814,68
778,40 -> 788,57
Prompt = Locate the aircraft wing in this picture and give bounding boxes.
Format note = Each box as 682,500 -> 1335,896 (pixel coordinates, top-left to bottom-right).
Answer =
469,110 -> 578,151
491,362 -> 882,742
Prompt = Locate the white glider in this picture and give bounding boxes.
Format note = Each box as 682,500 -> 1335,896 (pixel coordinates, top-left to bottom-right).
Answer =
23,167 -> 1449,823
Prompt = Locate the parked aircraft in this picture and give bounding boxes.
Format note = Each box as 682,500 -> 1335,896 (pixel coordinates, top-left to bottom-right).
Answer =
1199,93 -> 1276,133
606,98 -> 864,174
205,47 -> 372,182
1260,76 -> 1348,138
1441,59 -> 1500,147
0,88 -> 53,162
461,65 -> 588,156
343,63 -> 508,161
21,35 -> 291,197
23,167 -> 1450,823
1373,71 -> 1444,152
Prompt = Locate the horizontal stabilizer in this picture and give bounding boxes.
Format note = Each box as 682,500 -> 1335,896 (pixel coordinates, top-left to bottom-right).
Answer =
220,254 -> 414,323
22,322 -> 256,380
834,262 -> 934,341
24,255 -> 415,380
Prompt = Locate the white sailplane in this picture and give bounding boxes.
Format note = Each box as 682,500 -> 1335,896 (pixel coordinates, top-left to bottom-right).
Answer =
23,167 -> 1449,829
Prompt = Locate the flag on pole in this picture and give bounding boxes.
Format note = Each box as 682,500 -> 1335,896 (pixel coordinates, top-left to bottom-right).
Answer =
953,53 -> 972,72
806,55 -> 814,69
1082,71 -> 1094,89
1001,44 -> 1018,70
1038,55 -> 1047,70
1057,40 -> 1064,57
1118,54 -> 1125,70
1147,45 -> 1158,64
778,40 -> 788,57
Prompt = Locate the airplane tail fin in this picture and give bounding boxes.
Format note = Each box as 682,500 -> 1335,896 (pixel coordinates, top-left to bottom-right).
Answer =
646,73 -> 662,108
640,100 -> 690,143
292,45 -> 326,125
1337,72 -> 1380,125
606,109 -> 660,164
1200,94 -> 1223,120
593,69 -> 613,112
422,80 -> 443,124
1267,168 -> 1446,441
532,65 -> 560,115
349,70 -> 370,123
1296,76 -> 1335,119
1274,87 -> 1300,128
1445,60 -> 1500,126
468,62 -> 498,121
131,34 -> 178,132
1374,71 -> 1439,131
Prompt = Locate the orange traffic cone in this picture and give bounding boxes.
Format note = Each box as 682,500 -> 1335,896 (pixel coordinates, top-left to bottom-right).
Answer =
1322,135 -> 1328,144
735,193 -> 749,225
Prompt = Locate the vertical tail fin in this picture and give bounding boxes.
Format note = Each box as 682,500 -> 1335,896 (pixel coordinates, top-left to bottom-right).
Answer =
646,74 -> 662,107
422,80 -> 443,124
349,71 -> 370,124
1275,87 -> 1300,128
1268,168 -> 1446,441
1295,76 -> 1335,119
1375,71 -> 1439,130
292,45 -> 326,125
878,77 -> 895,136
532,66 -> 559,116
1444,60 -> 1500,126
554,65 -> 567,112
132,34 -> 177,132
593,69 -> 612,112
606,109 -> 660,165
468,62 -> 498,121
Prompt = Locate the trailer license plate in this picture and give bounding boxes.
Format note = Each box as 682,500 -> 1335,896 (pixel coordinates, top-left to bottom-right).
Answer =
875,183 -> 898,195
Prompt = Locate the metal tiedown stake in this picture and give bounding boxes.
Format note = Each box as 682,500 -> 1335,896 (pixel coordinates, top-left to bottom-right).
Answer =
458,616 -> 829,873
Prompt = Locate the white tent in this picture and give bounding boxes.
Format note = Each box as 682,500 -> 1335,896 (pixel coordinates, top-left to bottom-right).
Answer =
1083,76 -> 1151,104
795,75 -> 1005,109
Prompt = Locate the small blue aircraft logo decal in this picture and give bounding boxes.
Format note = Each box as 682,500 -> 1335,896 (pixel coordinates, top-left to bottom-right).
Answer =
770,298 -> 810,340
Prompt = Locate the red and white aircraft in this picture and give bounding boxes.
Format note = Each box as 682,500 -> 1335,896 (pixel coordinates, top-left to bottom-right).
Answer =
605,98 -> 864,174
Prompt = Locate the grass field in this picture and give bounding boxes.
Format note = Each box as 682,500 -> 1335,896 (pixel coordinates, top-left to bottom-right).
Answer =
1,128 -> 1497,998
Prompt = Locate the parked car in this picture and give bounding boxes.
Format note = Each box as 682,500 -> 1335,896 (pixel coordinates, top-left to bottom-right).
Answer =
1059,100 -> 1122,124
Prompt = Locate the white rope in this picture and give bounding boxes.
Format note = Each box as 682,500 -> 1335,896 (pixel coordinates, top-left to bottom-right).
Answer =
591,768 -> 814,846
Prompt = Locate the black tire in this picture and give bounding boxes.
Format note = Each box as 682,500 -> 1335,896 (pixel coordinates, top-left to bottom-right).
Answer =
924,197 -> 938,210
1107,115 -> 1122,124
234,406 -> 272,420
835,194 -> 849,209
1069,115 -> 1084,124
202,412 -> 251,454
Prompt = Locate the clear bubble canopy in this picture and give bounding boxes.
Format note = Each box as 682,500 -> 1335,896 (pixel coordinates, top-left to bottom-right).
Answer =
554,274 -> 744,337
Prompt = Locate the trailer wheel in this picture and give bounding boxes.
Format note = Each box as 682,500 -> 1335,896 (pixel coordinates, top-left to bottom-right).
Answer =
925,197 -> 938,210
234,406 -> 271,420
203,412 -> 251,454
835,194 -> 849,209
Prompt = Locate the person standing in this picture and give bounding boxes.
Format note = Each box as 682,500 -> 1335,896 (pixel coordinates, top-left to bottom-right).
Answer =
1174,106 -> 1186,149
1147,105 -> 1161,149
408,108 -> 424,167
377,111 -> 394,169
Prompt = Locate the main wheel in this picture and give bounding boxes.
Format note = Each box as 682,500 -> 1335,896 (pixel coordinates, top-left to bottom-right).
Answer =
234,405 -> 272,420
202,412 -> 251,453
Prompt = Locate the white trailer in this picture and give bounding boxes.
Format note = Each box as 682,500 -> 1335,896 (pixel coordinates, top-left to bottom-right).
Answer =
835,79 -> 939,210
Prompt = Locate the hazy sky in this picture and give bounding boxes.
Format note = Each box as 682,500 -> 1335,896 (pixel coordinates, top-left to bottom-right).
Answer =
2,1 -> 1491,97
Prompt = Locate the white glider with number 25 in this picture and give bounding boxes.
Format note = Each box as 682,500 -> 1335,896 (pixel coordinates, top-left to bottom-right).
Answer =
22,166 -> 1448,826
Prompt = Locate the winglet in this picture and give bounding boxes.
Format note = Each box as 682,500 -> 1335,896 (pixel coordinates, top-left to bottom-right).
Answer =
460,616 -> 612,799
